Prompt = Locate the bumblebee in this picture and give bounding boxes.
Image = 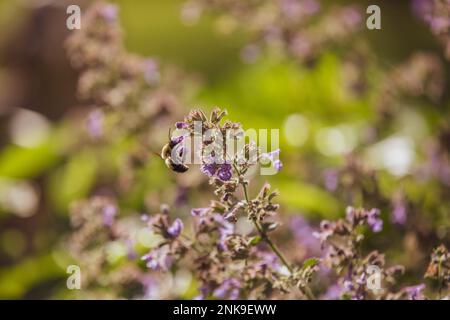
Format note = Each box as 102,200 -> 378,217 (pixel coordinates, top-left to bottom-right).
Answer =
161,137 -> 189,173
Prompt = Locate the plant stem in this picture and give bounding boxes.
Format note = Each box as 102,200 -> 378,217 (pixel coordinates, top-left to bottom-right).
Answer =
252,218 -> 293,273
232,163 -> 316,300
232,164 -> 292,273
303,286 -> 317,300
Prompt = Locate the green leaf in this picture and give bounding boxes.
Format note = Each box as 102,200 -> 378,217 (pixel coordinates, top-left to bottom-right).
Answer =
302,257 -> 320,269
248,236 -> 262,246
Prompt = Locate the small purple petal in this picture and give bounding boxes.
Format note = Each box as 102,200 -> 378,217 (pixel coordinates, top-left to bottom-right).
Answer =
191,207 -> 209,217
405,284 -> 426,300
367,208 -> 383,233
175,122 -> 188,129
217,163 -> 232,181
273,159 -> 283,172
167,218 -> 183,238
201,163 -> 217,177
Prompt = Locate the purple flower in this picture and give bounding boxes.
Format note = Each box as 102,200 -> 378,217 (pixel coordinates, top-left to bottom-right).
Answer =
167,218 -> 183,238
323,283 -> 344,300
87,109 -> 104,139
201,163 -> 217,177
143,59 -> 160,85
102,204 -> 117,227
391,202 -> 407,225
217,163 -> 232,181
303,0 -> 320,15
323,169 -> 338,191
142,246 -> 173,271
262,149 -> 283,172
213,278 -> 240,299
367,208 -> 383,233
273,160 -> 283,172
100,4 -> 118,23
411,0 -> 433,21
126,239 -> 137,260
290,216 -> 321,255
191,207 -> 210,217
175,122 -> 188,129
342,7 -> 362,27
405,284 -> 426,300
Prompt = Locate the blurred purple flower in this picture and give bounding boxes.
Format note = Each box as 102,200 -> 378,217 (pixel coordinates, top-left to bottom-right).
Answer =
290,216 -> 321,255
367,208 -> 383,233
126,238 -> 137,260
191,207 -> 210,217
342,7 -> 362,27
323,169 -> 338,191
174,186 -> 189,207
142,246 -> 173,271
213,278 -> 240,299
391,201 -> 407,225
143,59 -> 160,85
405,284 -> 426,300
100,4 -> 119,23
323,283 -> 344,300
167,218 -> 183,238
102,204 -> 117,227
411,0 -> 433,21
87,109 -> 104,139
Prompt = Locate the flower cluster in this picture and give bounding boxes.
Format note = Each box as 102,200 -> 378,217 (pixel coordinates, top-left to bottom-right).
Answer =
314,206 -> 407,299
155,108 -> 321,299
183,0 -> 363,65
67,197 -> 143,296
412,0 -> 450,60
376,53 -> 445,122
141,205 -> 187,271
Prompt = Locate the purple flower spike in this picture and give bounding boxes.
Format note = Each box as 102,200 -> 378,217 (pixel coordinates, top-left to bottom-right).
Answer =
367,208 -> 383,233
167,218 -> 183,238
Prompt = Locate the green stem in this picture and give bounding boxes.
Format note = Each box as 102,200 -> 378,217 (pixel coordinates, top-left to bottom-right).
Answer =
231,163 -> 316,300
303,286 -> 317,300
252,218 -> 293,273
232,163 -> 292,273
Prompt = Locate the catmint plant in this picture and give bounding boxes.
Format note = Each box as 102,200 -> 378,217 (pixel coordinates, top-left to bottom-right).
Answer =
156,108 -> 320,299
